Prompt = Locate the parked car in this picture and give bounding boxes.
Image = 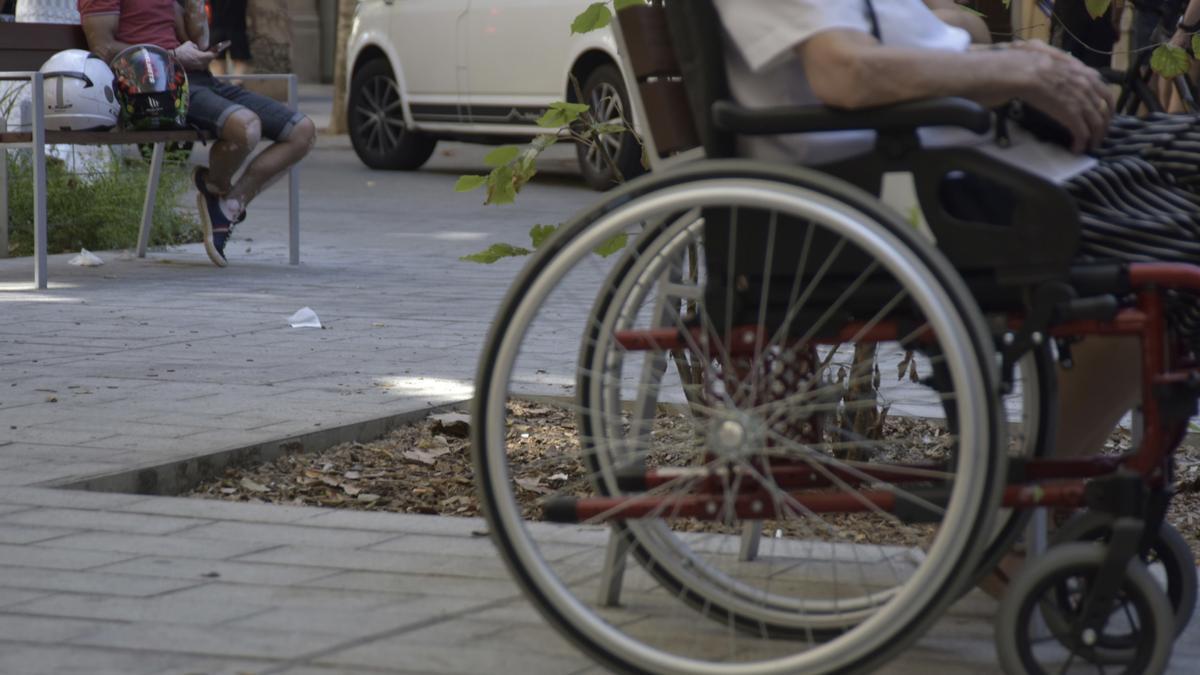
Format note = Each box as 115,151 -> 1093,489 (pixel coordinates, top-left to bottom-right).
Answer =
345,0 -> 642,190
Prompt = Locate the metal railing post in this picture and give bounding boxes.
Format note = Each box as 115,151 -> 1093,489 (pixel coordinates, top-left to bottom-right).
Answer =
0,115 -> 8,259
31,72 -> 47,289
287,73 -> 300,265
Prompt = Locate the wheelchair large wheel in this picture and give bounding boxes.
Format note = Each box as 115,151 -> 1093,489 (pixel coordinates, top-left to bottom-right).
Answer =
473,161 -> 1006,673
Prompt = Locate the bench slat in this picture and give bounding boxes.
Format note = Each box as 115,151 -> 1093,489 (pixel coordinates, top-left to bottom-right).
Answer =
0,130 -> 215,145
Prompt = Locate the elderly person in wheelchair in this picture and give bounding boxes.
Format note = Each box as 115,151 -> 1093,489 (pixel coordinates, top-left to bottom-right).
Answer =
716,0 -> 1194,462
468,1 -> 1199,673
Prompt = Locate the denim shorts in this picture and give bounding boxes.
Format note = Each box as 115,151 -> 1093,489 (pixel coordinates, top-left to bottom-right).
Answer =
186,70 -> 304,141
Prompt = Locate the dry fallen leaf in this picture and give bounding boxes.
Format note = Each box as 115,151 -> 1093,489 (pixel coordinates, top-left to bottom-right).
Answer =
240,478 -> 269,493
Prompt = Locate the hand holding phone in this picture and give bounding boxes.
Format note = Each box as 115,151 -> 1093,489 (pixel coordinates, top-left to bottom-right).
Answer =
210,40 -> 232,55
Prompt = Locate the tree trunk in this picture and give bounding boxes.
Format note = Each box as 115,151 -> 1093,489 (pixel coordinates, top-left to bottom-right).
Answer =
245,0 -> 292,100
329,0 -> 357,133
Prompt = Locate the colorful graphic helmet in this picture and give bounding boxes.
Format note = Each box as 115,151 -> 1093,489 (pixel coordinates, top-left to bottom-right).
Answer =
110,44 -> 188,131
39,49 -> 120,131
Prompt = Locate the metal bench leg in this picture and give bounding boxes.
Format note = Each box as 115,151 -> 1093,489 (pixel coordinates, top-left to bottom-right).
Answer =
1,116 -> 8,259
31,75 -> 47,289
138,142 -> 165,258
287,74 -> 300,265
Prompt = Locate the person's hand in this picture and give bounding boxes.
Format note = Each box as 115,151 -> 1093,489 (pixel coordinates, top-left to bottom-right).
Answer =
1012,44 -> 1114,154
1171,28 -> 1194,51
172,41 -> 215,71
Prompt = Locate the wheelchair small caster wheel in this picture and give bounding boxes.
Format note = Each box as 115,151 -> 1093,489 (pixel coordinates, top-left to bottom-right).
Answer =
1053,512 -> 1198,641
996,542 -> 1175,675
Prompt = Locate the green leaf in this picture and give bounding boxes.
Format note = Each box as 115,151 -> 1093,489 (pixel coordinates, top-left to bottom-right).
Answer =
460,242 -> 533,264
593,232 -> 628,258
529,223 -> 560,249
1084,0 -> 1110,19
537,101 -> 591,128
1151,44 -> 1190,79
484,145 -> 521,167
571,3 -> 612,34
486,166 -> 517,205
1193,33 -> 1200,58
454,175 -> 488,192
613,0 -> 644,10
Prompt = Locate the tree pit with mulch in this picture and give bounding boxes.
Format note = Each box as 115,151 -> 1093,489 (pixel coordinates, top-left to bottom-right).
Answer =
186,400 -> 1200,556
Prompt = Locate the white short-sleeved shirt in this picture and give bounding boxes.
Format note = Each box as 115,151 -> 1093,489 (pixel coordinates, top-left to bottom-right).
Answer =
711,0 -> 1095,182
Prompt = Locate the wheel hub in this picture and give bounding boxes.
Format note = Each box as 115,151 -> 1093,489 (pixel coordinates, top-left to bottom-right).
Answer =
709,414 -> 765,460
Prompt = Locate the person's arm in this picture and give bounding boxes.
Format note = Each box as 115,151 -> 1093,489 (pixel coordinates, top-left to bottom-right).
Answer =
924,0 -> 992,44
178,0 -> 209,49
1170,0 -> 1200,48
798,30 -> 1114,153
80,14 -> 133,63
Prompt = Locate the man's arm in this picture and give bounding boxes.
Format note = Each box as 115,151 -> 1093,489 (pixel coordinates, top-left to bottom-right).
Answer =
81,14 -> 133,63
798,30 -> 1114,154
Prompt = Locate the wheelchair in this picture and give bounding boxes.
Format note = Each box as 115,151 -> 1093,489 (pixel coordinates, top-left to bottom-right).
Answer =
470,3 -> 1198,673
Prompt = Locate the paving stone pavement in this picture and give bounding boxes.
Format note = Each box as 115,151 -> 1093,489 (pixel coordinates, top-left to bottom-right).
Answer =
1,89 -> 1196,673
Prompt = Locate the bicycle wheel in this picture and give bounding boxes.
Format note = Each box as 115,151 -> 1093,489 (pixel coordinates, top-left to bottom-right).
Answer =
473,161 -> 1006,673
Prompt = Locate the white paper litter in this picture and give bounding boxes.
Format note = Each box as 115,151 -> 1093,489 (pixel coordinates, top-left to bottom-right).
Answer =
68,249 -> 104,267
288,307 -> 322,329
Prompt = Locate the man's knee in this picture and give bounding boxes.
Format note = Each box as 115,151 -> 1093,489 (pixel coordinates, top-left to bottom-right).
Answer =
287,116 -> 317,155
220,110 -> 262,151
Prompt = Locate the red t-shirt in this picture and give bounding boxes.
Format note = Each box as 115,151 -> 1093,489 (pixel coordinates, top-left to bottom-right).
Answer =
77,0 -> 181,51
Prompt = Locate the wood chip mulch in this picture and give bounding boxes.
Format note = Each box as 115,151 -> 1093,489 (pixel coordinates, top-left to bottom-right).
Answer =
185,401 -> 1200,557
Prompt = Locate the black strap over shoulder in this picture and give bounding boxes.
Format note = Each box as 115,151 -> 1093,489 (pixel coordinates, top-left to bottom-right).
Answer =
865,0 -> 882,41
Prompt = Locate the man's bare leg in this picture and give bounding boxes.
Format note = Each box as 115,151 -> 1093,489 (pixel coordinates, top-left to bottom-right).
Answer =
222,117 -> 317,217
206,108 -> 261,196
980,337 -> 1141,598
1052,337 -> 1141,457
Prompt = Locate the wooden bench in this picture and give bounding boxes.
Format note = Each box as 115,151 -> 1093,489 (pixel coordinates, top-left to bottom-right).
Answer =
0,23 -> 300,289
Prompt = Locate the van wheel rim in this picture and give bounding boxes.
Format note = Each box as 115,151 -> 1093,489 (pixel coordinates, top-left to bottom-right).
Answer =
584,81 -> 626,174
355,75 -> 406,156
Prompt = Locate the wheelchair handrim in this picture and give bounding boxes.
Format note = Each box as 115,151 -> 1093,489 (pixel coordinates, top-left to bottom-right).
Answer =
481,179 -> 997,674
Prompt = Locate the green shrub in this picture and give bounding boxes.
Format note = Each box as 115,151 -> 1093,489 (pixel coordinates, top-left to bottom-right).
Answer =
4,149 -> 201,257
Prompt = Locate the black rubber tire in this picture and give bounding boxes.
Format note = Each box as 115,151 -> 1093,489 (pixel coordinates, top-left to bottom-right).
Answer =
574,64 -> 644,191
348,58 -> 437,171
996,542 -> 1175,675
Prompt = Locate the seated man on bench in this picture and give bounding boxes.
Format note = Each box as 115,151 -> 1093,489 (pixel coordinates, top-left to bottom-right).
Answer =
78,0 -> 316,267
713,0 -> 1200,582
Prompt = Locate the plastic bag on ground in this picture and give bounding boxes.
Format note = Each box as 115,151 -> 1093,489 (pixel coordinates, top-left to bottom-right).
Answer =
288,307 -> 322,329
68,249 -> 104,267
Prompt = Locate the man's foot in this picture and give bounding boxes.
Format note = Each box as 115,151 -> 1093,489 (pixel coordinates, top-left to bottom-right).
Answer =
193,168 -> 235,267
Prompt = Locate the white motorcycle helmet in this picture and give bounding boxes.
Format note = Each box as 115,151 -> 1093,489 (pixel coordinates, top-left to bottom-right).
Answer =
39,49 -> 120,131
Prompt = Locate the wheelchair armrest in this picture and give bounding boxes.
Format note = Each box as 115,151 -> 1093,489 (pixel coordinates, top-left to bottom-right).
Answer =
711,97 -> 993,136
1098,67 -> 1126,85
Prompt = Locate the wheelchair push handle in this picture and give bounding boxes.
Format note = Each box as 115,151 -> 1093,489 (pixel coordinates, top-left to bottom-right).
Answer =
711,97 -> 993,137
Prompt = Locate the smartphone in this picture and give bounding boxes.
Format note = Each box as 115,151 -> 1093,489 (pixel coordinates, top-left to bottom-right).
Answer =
209,40 -> 232,55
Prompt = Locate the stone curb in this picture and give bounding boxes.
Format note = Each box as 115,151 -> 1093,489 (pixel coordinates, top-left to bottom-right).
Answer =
53,401 -> 469,497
